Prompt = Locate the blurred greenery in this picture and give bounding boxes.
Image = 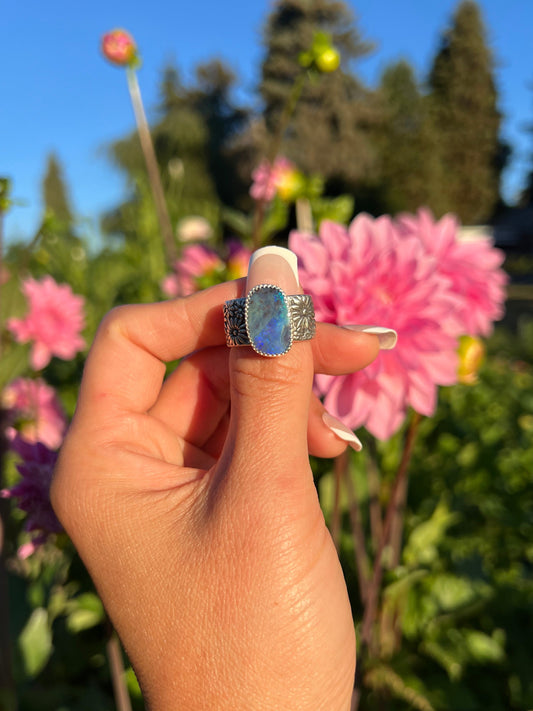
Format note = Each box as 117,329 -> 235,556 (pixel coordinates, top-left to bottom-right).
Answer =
317,316 -> 533,711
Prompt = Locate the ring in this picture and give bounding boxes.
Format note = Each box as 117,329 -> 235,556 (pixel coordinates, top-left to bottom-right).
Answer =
223,284 -> 316,357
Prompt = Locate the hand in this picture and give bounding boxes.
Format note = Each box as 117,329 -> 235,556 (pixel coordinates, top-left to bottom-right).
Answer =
51,248 -> 379,710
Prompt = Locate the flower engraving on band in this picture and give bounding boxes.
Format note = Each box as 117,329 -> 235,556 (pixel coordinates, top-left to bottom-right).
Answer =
224,312 -> 248,345
225,300 -> 245,319
290,295 -> 316,340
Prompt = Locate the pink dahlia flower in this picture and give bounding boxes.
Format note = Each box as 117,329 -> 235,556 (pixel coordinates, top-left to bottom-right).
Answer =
1,436 -> 61,558
396,209 -> 507,337
161,245 -> 225,297
7,276 -> 85,370
250,157 -> 298,202
161,241 -> 251,297
289,211 -> 506,440
2,377 -> 67,449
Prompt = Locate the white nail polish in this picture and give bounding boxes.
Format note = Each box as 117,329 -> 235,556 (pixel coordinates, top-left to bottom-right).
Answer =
248,246 -> 300,286
322,412 -> 363,452
342,324 -> 398,350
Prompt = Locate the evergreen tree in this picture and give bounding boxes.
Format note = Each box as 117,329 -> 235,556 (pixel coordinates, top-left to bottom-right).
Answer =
42,153 -> 73,226
192,60 -> 252,209
428,0 -> 502,223
373,60 -> 438,214
259,0 -> 378,193
517,88 -> 533,207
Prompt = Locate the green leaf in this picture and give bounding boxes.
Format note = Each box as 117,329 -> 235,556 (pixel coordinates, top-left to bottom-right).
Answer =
18,607 -> 53,677
310,195 -> 354,227
404,500 -> 458,567
66,592 -> 105,633
464,629 -> 505,664
125,666 -> 143,698
365,663 -> 436,711
0,343 -> 31,390
222,207 -> 252,238
261,199 -> 290,241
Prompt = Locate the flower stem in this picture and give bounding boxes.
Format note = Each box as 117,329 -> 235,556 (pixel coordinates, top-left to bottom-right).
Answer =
295,198 -> 313,233
106,627 -> 132,711
366,441 -> 383,553
342,457 -> 371,602
330,450 -> 346,550
359,412 -> 422,653
251,71 -> 307,247
126,68 -> 178,268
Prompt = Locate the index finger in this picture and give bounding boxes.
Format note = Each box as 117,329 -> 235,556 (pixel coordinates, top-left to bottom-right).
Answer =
75,279 -> 245,419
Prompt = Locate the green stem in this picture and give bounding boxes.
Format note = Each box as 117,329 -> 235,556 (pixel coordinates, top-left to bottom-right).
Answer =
126,68 -> 178,269
106,628 -> 132,711
251,71 -> 308,247
330,450 -> 346,551
366,441 -> 383,554
359,412 -> 422,654
295,198 -> 313,233
342,457 -> 371,603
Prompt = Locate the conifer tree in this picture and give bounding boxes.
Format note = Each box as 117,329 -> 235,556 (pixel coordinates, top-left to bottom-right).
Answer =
428,0 -> 502,223
192,60 -> 252,209
374,60 -> 438,214
42,153 -> 73,226
259,0 -> 378,193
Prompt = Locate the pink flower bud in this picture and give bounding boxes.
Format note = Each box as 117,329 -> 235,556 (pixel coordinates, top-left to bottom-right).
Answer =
101,29 -> 137,67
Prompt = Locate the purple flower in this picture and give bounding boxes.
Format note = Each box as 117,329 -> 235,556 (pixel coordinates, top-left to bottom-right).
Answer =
1,436 -> 61,557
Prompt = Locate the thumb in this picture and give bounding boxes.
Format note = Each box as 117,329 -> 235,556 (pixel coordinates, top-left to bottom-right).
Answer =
224,246 -> 314,481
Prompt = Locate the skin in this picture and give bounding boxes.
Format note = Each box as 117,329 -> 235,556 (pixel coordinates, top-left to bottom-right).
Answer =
51,253 -> 379,710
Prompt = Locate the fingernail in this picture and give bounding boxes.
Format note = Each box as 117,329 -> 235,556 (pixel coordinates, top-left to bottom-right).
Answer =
247,246 -> 300,293
322,412 -> 363,452
342,324 -> 397,350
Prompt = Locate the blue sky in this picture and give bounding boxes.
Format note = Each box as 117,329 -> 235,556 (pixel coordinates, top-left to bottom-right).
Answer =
2,0 -> 531,243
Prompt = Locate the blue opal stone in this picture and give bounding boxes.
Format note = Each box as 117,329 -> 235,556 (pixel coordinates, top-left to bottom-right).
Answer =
246,285 -> 291,356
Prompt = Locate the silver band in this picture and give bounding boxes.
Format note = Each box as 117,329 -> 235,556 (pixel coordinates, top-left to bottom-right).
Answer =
224,290 -> 315,351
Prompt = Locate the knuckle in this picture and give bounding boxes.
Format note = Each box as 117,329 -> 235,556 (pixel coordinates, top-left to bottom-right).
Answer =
97,305 -> 132,340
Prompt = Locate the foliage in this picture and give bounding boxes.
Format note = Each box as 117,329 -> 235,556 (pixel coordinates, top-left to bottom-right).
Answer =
372,60 -> 438,215
427,0 -> 503,223
317,320 -> 533,710
42,154 -> 74,229
259,0 -> 379,194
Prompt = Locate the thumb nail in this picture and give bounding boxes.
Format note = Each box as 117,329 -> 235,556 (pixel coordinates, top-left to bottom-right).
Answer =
246,246 -> 300,294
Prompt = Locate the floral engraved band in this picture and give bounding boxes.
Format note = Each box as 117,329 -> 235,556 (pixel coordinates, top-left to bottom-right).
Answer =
223,284 -> 316,357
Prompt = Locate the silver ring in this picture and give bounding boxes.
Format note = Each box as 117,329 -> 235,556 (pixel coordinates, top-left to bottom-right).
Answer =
223,284 -> 316,357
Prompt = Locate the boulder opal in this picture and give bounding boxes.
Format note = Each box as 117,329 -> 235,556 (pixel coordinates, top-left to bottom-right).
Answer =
246,284 -> 292,356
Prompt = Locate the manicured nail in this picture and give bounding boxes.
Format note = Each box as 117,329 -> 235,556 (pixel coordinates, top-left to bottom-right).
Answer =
322,412 -> 363,452
342,324 -> 397,350
248,246 -> 300,289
